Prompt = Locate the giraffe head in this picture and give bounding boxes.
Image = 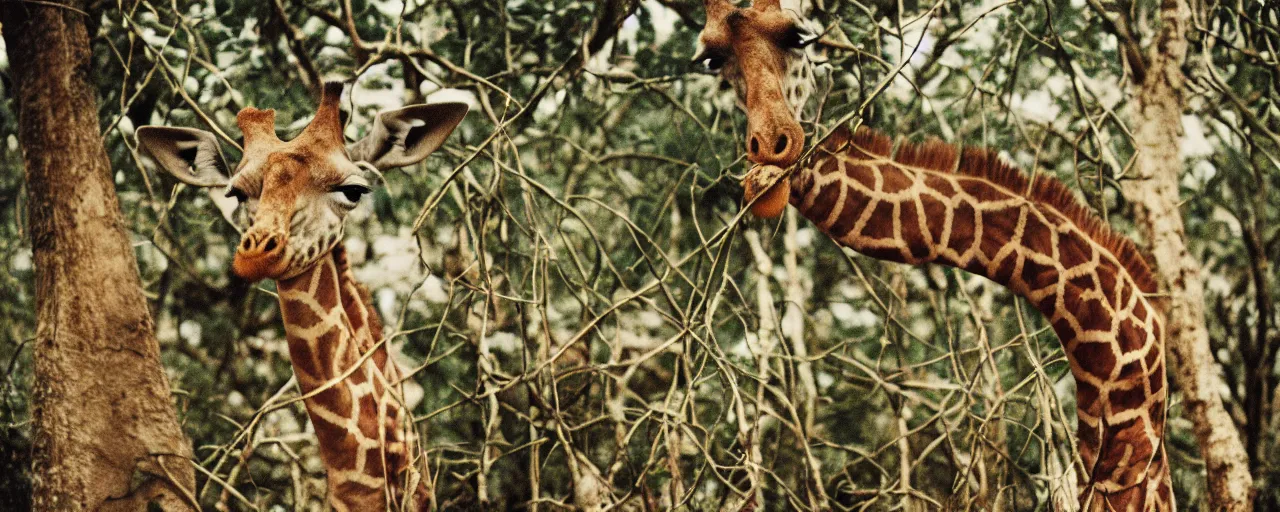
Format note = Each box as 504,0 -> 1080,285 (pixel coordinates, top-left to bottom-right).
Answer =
696,0 -> 816,167
137,82 -> 467,282
696,0 -> 818,218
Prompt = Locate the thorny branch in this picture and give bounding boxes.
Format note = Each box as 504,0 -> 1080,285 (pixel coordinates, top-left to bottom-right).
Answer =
0,0 -> 1272,509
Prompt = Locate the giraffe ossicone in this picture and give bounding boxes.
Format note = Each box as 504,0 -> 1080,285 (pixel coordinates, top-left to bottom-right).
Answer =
701,0 -> 1174,509
137,81 -> 468,511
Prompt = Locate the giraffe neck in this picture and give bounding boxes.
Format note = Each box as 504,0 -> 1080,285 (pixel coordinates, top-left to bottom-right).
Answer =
275,245 -> 425,510
786,126 -> 1172,510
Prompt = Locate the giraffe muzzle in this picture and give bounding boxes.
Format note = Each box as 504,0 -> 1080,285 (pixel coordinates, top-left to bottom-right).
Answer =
743,164 -> 791,218
740,57 -> 806,168
747,123 -> 802,167
233,231 -> 288,281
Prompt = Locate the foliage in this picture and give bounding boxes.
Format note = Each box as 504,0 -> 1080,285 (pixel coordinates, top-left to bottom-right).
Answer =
0,0 -> 1277,509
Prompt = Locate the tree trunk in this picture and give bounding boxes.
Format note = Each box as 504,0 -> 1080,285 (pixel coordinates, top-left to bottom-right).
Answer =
1122,0 -> 1254,508
1,1 -> 197,510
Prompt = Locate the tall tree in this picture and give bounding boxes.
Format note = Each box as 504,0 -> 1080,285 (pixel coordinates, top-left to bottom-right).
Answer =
1,1 -> 196,509
1121,0 -> 1254,508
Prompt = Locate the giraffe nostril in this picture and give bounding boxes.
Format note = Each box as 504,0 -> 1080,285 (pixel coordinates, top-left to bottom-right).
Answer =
264,238 -> 278,252
241,238 -> 252,251
775,135 -> 789,155
750,137 -> 760,155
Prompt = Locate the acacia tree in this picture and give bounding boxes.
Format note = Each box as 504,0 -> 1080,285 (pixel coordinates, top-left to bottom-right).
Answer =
1119,0 -> 1254,508
1,1 -> 195,509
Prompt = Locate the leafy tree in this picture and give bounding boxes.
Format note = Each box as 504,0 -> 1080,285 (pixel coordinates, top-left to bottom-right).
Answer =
0,0 -> 1275,508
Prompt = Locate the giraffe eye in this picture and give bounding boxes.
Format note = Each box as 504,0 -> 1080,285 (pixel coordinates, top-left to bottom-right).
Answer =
702,55 -> 726,73
783,26 -> 816,49
331,184 -> 370,206
693,51 -> 727,74
225,187 -> 248,204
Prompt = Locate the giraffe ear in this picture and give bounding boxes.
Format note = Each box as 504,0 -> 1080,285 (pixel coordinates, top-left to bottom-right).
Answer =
347,102 -> 468,170
136,126 -> 232,188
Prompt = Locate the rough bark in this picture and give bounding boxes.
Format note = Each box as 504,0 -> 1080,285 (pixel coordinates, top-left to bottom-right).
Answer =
1122,0 -> 1255,508
1,1 -> 197,509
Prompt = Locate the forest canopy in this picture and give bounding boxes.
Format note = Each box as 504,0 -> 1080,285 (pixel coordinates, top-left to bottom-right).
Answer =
0,0 -> 1277,509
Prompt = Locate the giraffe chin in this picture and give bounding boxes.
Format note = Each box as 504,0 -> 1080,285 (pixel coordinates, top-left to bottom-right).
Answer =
232,251 -> 289,282
743,164 -> 791,219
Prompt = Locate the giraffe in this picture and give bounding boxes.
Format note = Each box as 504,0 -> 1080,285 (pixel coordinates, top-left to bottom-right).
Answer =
136,81 -> 468,510
695,0 -> 1173,509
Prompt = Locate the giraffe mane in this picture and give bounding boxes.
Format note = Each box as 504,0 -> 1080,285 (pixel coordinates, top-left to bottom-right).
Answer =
828,125 -> 1159,295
